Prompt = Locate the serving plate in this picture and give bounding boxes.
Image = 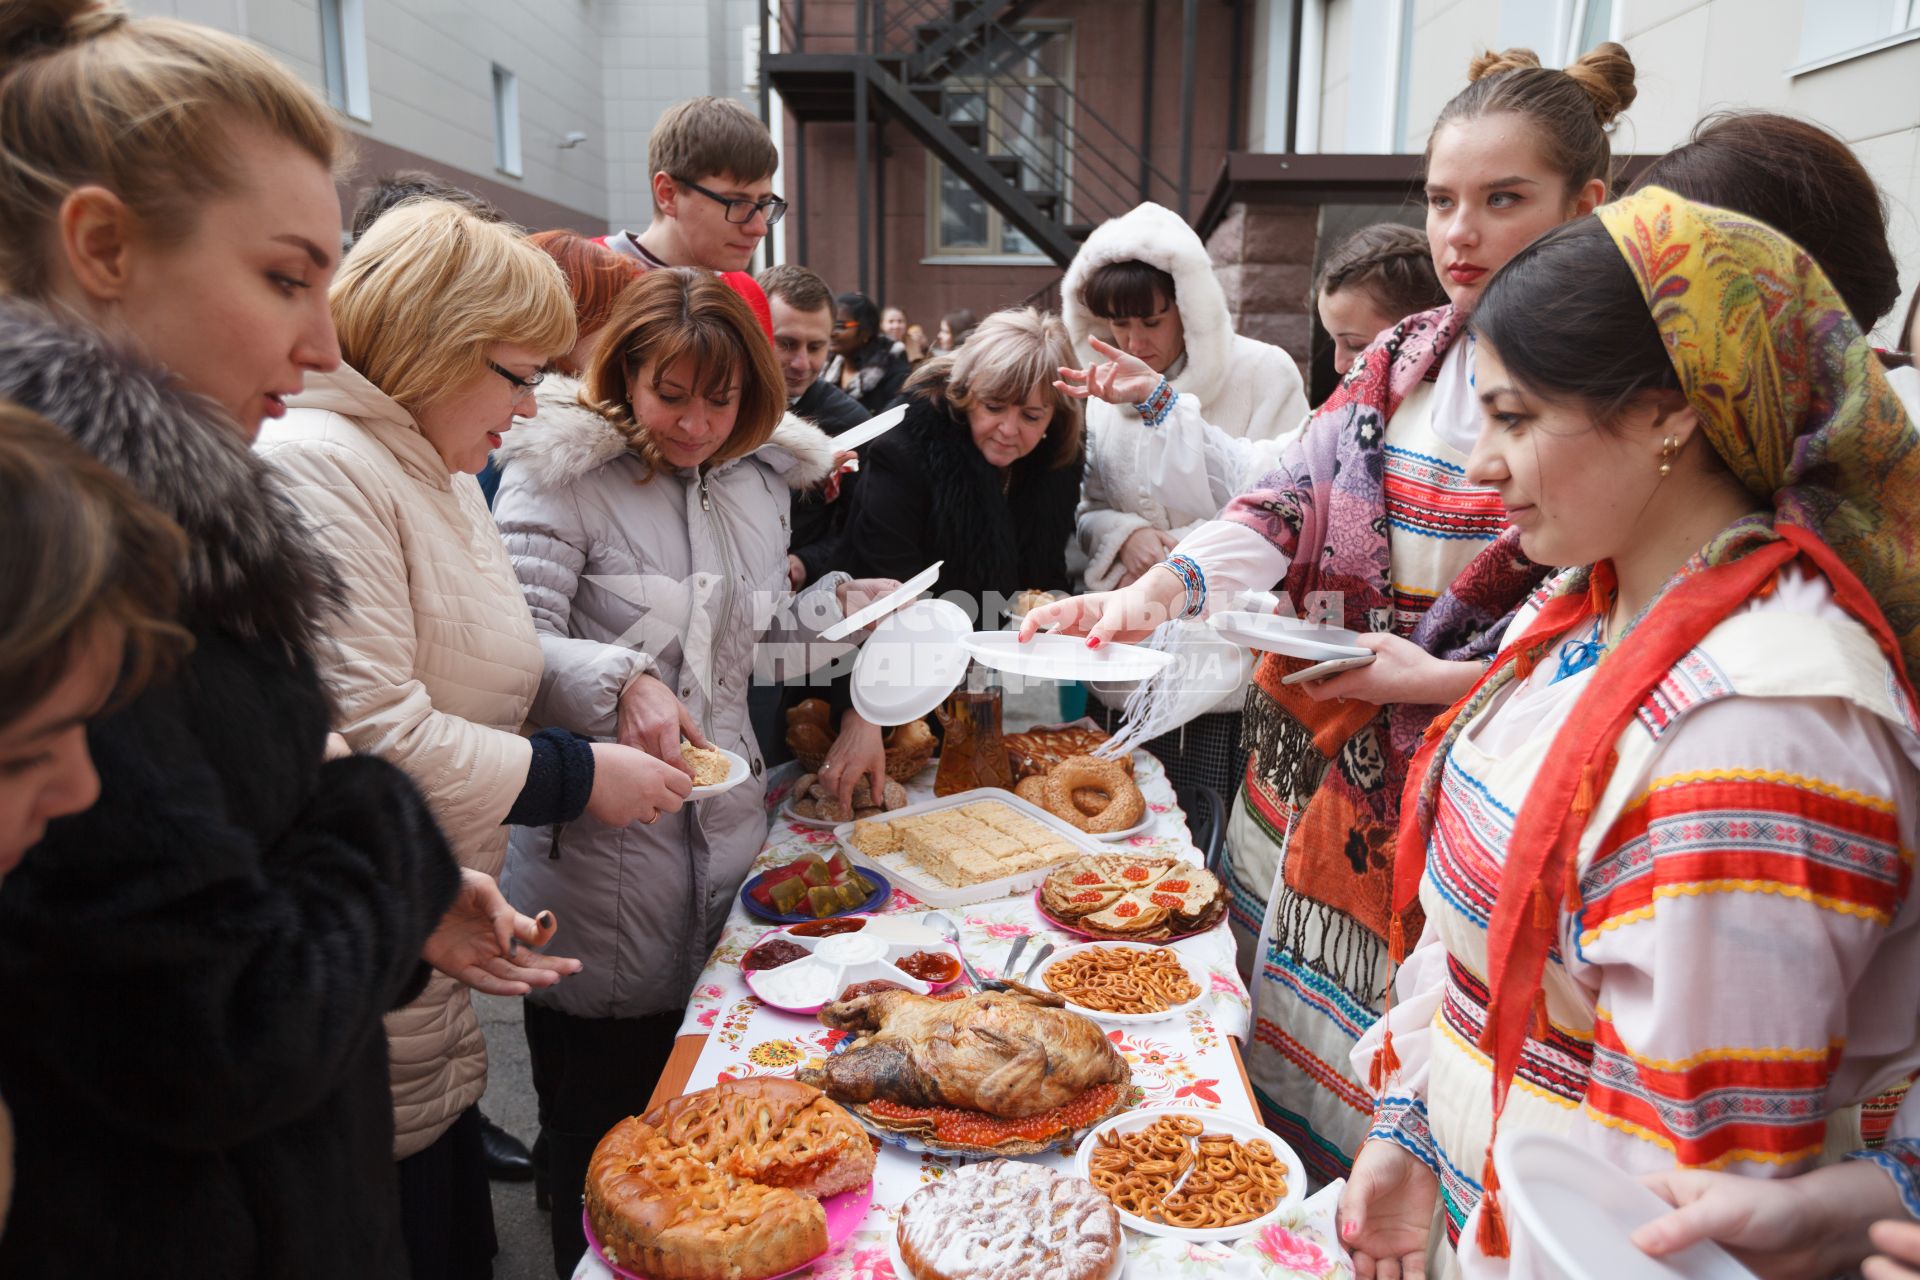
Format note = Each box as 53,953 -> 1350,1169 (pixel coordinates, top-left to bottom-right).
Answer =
1073,1107 -> 1305,1242
742,919 -> 965,1015
833,787 -> 1102,909
1037,940 -> 1206,1025
583,1181 -> 875,1280
739,867 -> 892,925
1032,887 -> 1229,945
887,1209 -> 1130,1279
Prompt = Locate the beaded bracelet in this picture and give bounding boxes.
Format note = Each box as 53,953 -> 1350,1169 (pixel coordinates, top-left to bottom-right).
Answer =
1162,553 -> 1207,620
1134,377 -> 1176,428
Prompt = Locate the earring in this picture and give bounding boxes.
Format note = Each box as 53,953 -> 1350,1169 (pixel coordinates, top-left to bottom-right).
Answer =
1658,435 -> 1678,477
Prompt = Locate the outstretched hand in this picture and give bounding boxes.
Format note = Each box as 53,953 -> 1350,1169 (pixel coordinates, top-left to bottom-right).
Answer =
424,868 -> 582,997
1054,336 -> 1163,407
1017,565 -> 1188,649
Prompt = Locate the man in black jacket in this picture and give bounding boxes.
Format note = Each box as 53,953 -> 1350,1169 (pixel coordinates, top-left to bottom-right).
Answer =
759,264 -> 869,587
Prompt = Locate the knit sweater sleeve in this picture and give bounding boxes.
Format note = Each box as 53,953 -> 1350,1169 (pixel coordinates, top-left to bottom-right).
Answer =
504,728 -> 596,827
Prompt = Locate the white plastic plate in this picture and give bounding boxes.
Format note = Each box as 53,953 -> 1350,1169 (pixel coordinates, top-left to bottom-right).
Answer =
961,631 -> 1174,682
1208,611 -> 1371,661
826,402 -> 909,454
1494,1131 -> 1756,1280
1037,940 -> 1206,1024
687,747 -> 750,798
1073,1107 -> 1305,1241
850,598 -> 972,727
819,560 -> 942,643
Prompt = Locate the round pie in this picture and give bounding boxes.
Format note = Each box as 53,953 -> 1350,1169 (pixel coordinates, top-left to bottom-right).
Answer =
586,1078 -> 876,1279
896,1158 -> 1120,1280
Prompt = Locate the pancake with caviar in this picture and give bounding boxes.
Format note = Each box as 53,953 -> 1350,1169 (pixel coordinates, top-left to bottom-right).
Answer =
798,984 -> 1131,1156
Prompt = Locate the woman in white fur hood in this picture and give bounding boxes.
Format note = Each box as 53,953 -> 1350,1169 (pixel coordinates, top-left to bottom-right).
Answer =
1061,201 -> 1309,796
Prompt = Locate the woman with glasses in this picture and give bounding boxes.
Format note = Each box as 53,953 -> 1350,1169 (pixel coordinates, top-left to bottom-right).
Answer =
827,289 -> 914,412
258,199 -> 693,1280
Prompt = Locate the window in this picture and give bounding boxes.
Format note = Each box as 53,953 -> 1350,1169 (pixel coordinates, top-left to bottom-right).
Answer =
1794,0 -> 1920,71
929,23 -> 1073,260
492,64 -> 522,178
1564,0 -> 1614,60
317,0 -> 369,121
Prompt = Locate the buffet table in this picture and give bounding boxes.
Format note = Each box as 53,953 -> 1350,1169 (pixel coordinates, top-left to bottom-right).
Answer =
573,753 -> 1354,1280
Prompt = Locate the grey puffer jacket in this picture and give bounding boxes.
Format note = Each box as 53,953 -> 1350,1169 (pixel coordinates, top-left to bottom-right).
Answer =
492,389 -> 849,1017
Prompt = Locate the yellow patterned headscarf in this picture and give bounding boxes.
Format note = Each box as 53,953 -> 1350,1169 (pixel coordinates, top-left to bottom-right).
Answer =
1598,186 -> 1920,678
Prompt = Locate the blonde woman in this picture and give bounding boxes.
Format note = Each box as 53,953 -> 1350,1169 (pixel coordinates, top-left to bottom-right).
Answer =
492,267 -> 893,1275
822,307 -> 1085,809
258,200 -> 686,1279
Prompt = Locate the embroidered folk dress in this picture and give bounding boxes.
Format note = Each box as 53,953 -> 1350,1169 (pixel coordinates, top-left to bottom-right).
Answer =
1184,342 -> 1508,1181
1355,563 -> 1920,1279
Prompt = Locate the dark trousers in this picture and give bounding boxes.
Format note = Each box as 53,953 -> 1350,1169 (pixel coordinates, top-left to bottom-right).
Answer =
524,1002 -> 684,1279
396,1104 -> 498,1280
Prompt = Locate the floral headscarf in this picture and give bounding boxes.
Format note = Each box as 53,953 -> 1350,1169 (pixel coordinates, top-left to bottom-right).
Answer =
1604,185 -> 1920,675
1382,188 -> 1920,1258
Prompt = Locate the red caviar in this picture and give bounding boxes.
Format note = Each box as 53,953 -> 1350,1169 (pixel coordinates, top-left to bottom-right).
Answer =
868,1083 -> 1123,1146
1159,879 -> 1191,894
1121,866 -> 1152,883
1072,872 -> 1102,886
1150,893 -> 1182,910
1071,890 -> 1104,904
1114,901 -> 1140,918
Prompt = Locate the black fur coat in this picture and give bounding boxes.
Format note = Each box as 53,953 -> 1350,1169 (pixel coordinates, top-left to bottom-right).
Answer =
838,386 -> 1084,608
0,302 -> 459,1278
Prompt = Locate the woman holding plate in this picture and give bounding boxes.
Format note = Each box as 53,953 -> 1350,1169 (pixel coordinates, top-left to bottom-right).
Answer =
1029,44 -> 1636,1184
492,267 -> 894,1276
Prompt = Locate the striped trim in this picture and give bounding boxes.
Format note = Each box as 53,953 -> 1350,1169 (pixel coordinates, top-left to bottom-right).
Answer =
1259,947 -> 1381,1040
1584,1009 -> 1838,1167
1382,444 -> 1508,543
1250,1019 -> 1374,1116
1255,1089 -> 1358,1184
1581,774 -> 1911,941
1440,956 -> 1591,1106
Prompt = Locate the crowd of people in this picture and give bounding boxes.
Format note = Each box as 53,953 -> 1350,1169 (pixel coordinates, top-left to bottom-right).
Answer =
2,2 -> 1920,1279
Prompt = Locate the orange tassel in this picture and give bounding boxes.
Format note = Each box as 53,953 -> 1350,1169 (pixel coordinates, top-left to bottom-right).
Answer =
1532,884 -> 1552,930
1572,764 -> 1596,818
1755,569 -> 1778,599
1389,912 -> 1407,964
1370,1029 -> 1402,1092
1515,645 -> 1539,680
1565,848 -> 1583,901
1477,1150 -> 1512,1258
1532,989 -> 1551,1039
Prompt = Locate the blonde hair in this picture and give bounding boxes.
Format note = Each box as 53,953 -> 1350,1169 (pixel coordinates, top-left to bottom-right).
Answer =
331,200 -> 576,416
0,0 -> 344,298
585,268 -> 784,478
906,307 -> 1083,468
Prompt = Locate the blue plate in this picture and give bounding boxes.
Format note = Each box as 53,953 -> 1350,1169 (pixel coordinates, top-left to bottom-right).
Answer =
740,867 -> 891,924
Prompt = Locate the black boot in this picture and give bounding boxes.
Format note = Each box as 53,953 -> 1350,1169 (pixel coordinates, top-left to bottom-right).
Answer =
478,1111 -> 535,1182
532,1132 -> 550,1212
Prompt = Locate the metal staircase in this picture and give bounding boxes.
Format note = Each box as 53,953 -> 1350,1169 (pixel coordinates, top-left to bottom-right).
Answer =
766,0 -> 1189,269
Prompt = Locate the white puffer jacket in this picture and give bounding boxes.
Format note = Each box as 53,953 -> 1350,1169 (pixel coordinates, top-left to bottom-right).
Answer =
259,365 -> 543,1159
493,396 -> 851,1019
1063,202 -> 1311,714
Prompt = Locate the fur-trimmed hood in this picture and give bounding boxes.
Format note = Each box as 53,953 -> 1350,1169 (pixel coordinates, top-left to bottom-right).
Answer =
0,299 -> 340,653
1061,201 -> 1236,406
495,373 -> 838,493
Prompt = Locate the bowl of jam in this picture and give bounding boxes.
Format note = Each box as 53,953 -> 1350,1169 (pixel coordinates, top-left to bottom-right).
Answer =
895,950 -> 963,987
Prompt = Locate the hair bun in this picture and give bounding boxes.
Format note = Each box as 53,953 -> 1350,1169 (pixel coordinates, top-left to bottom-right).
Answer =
1467,47 -> 1542,82
1563,41 -> 1637,127
0,0 -> 125,64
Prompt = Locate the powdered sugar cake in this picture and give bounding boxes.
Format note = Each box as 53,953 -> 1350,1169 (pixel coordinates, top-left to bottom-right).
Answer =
895,1159 -> 1120,1280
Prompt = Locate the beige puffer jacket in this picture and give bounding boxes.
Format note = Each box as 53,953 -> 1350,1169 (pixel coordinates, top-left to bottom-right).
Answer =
258,365 -> 542,1159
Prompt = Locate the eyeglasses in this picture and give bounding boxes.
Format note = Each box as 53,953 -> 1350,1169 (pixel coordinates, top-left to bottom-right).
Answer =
488,359 -> 545,392
675,176 -> 788,228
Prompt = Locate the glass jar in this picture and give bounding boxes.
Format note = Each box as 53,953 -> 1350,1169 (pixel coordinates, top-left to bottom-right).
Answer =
933,661 -> 1012,796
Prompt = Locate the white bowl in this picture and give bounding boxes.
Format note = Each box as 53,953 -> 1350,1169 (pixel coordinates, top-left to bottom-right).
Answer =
1037,941 -> 1206,1024
1074,1107 -> 1305,1242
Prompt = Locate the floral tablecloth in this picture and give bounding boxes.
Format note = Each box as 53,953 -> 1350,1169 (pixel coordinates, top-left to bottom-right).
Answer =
573,754 -> 1350,1280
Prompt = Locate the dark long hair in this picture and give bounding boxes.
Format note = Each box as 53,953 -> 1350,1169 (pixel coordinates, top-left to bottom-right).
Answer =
1633,111 -> 1899,333
1468,216 -> 1678,425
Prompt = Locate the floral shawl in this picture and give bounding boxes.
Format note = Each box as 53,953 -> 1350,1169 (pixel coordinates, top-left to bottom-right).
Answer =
1220,306 -> 1545,963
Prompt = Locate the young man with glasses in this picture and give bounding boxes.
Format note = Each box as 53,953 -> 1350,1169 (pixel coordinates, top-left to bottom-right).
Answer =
596,96 -> 784,336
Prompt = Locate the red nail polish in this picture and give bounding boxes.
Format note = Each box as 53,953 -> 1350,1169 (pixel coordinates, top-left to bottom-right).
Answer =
1343,1219 -> 1358,1241
1087,636 -> 1103,649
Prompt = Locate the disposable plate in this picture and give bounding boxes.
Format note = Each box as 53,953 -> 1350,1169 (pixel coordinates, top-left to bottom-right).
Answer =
1207,611 -> 1371,661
